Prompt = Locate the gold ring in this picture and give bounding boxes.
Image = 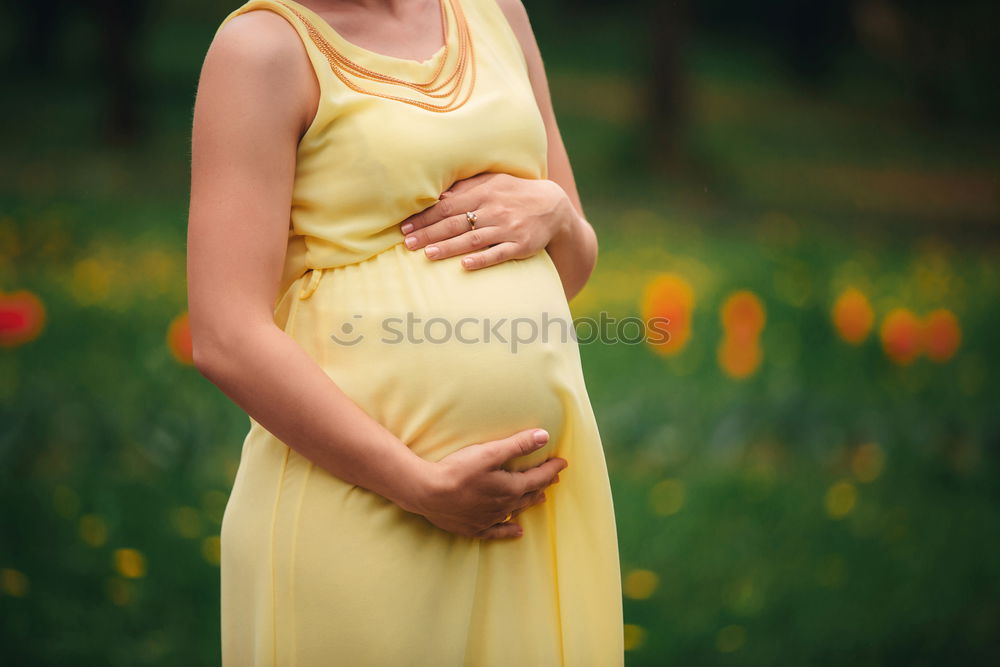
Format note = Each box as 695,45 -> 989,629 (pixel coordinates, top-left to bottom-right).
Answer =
500,511 -> 513,524
466,210 -> 478,230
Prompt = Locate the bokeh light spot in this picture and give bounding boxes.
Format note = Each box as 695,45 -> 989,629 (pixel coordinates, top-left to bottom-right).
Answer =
167,311 -> 194,365
202,536 -> 222,565
623,569 -> 659,600
0,568 -> 29,597
832,287 -> 874,344
825,480 -> 858,519
0,290 -> 46,347
79,514 -> 109,547
623,624 -> 646,651
114,548 -> 147,579
922,308 -> 961,363
716,624 -> 746,653
641,273 -> 695,356
649,479 -> 686,516
879,308 -> 922,365
850,443 -> 886,483
171,506 -> 202,539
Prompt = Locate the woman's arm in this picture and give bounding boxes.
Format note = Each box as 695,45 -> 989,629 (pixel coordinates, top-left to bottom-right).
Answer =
188,11 -> 563,538
495,0 -> 599,300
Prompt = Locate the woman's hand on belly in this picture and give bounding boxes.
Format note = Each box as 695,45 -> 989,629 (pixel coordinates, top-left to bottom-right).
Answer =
402,428 -> 567,539
398,172 -> 572,270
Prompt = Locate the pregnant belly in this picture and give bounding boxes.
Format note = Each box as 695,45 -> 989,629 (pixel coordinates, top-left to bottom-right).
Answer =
283,243 -> 583,472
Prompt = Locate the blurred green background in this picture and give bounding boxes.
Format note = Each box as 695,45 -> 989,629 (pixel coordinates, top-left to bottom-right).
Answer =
2,0 -> 999,664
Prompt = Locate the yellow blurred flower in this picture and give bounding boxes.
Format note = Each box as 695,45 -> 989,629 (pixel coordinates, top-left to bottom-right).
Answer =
825,480 -> 858,519
716,624 -> 746,653
171,506 -> 202,539
114,548 -> 147,579
0,568 -> 29,597
623,569 -> 659,600
202,536 -> 222,565
79,514 -> 108,547
106,577 -> 133,606
879,307 -> 922,365
71,258 -> 114,305
649,478 -> 685,516
641,273 -> 694,356
922,308 -> 961,363
623,624 -> 646,651
850,443 -> 885,483
831,287 -> 874,344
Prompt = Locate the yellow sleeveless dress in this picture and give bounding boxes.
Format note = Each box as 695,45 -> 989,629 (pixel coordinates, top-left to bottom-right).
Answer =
213,1 -> 623,664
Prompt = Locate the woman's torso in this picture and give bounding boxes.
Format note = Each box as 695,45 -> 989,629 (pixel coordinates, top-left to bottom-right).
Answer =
216,0 -> 586,469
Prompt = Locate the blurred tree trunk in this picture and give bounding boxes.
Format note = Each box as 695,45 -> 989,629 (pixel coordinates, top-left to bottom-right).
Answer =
644,0 -> 689,173
94,0 -> 149,146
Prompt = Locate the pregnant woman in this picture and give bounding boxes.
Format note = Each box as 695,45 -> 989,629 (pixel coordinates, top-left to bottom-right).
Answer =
187,0 -> 623,664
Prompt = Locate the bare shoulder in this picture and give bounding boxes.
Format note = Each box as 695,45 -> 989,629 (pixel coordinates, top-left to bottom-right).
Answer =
206,9 -> 312,77
492,0 -> 534,42
198,9 -> 318,136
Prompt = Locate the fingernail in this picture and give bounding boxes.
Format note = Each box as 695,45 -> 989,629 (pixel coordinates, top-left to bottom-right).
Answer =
515,526 -> 524,536
401,222 -> 414,234
462,257 -> 474,269
425,245 -> 439,258
404,236 -> 417,249
532,429 -> 549,445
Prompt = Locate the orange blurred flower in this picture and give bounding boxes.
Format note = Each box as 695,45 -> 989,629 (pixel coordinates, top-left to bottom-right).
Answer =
720,290 -> 765,344
879,308 -> 922,365
718,336 -> 762,379
641,273 -> 694,356
831,287 -> 874,344
167,311 -> 193,365
0,290 -> 46,347
922,308 -> 961,363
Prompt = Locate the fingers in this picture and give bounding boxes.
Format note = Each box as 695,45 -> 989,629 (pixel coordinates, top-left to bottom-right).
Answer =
476,489 -> 549,540
516,489 -> 547,513
476,522 -> 524,540
512,456 -> 567,496
400,189 -> 474,235
420,224 -> 502,261
483,428 -> 550,469
460,242 -> 520,270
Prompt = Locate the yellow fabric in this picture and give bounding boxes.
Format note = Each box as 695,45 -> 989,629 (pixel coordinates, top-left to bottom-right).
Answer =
214,1 -> 623,664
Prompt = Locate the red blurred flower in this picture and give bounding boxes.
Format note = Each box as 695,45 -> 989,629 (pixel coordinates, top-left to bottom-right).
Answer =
167,312 -> 193,365
0,290 -> 46,347
879,308 -> 922,365
922,308 -> 961,363
641,273 -> 694,356
832,287 -> 874,344
720,290 -> 765,345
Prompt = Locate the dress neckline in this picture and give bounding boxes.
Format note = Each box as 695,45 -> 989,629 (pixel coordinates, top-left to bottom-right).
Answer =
277,0 -> 454,72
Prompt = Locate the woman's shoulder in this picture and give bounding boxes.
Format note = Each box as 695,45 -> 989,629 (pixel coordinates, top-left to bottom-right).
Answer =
212,2 -> 307,59
199,4 -> 320,137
